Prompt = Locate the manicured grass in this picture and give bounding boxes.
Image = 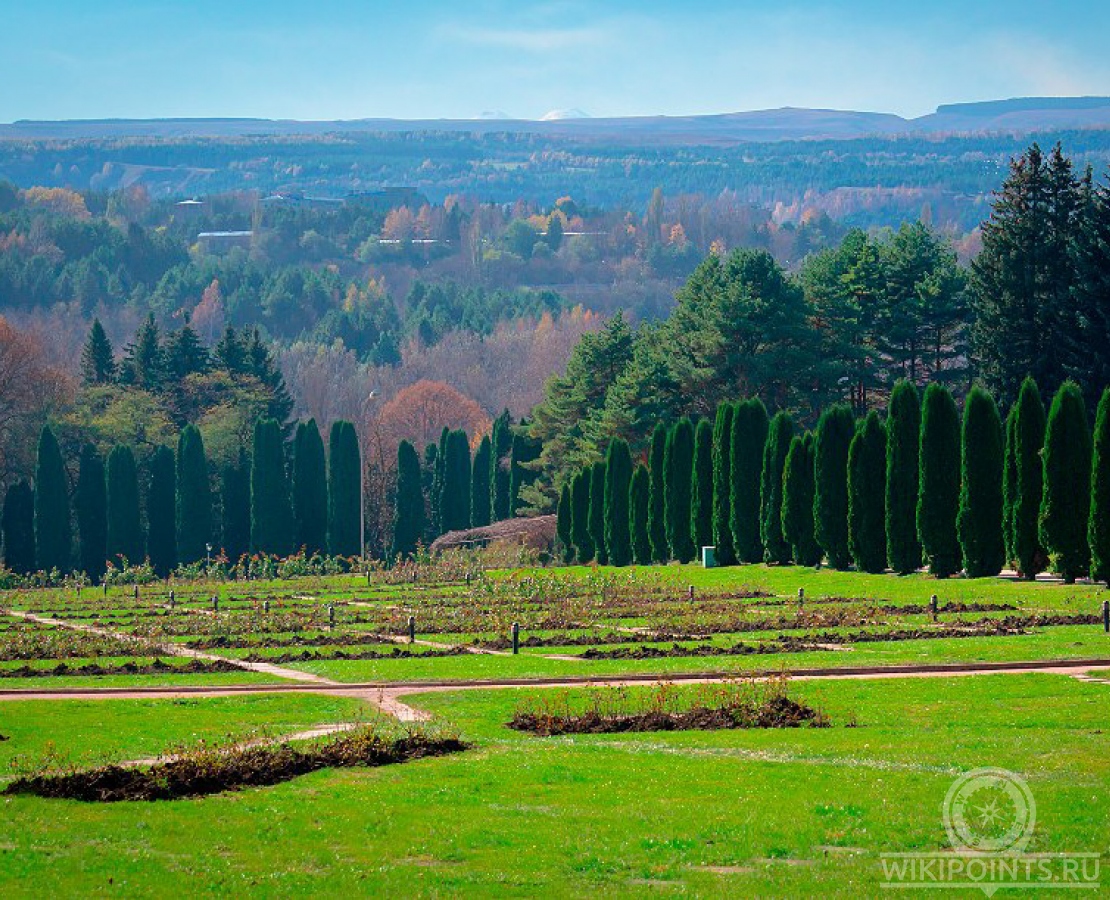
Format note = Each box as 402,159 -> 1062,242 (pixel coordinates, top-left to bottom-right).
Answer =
0,671 -> 286,690
0,693 -> 373,774
0,674 -> 1107,895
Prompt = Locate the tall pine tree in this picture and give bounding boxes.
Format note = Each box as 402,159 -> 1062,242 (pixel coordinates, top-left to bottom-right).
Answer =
219,447 -> 250,564
490,410 -> 513,522
555,483 -> 574,564
1003,406 -> 1018,566
80,319 -> 116,385
589,460 -> 608,565
918,384 -> 962,578
440,430 -> 472,533
570,468 -> 594,563
1040,381 -> 1091,582
1089,388 -> 1110,584
957,386 -> 1005,578
470,435 -> 492,528
34,426 -> 70,573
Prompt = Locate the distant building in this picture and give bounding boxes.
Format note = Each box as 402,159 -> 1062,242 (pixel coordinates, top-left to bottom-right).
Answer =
197,230 -> 253,252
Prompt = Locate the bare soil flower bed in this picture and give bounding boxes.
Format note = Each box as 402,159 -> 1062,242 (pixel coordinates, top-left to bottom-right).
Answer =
5,727 -> 467,802
240,646 -> 468,663
0,658 -> 241,678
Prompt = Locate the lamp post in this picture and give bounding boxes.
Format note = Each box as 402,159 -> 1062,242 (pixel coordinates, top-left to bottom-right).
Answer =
205,542 -> 212,570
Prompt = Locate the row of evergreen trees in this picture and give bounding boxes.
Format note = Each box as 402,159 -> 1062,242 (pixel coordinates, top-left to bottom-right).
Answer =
390,412 -> 542,558
0,418 -> 362,579
551,378 -> 1110,584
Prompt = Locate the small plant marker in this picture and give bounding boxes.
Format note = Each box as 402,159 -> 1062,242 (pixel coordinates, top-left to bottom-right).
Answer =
134,585 -> 139,600
930,594 -> 939,621
688,585 -> 695,600
408,615 -> 416,643
512,622 -> 520,654
212,595 -> 218,612
263,599 -> 269,613
798,587 -> 805,605
103,582 -> 108,598
1103,600 -> 1109,633
328,604 -> 336,629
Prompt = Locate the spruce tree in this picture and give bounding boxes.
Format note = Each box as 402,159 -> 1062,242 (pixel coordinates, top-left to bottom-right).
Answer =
570,468 -> 594,563
251,418 -> 294,557
1090,388 -> 1110,583
1002,406 -> 1018,565
80,319 -> 116,385
1012,377 -> 1047,579
106,444 -> 143,567
647,422 -> 668,562
711,402 -> 736,565
848,411 -> 888,573
34,426 -> 70,573
441,430 -> 472,533
958,386 -> 1006,578
164,324 -> 209,382
630,463 -> 652,566
490,410 -> 513,521
148,445 -> 177,577
782,433 -> 821,566
1040,381 -> 1092,582
119,313 -> 164,391
730,399 -> 769,563
665,418 -> 696,563
2,480 -> 35,575
813,403 -> 854,569
328,420 -> 362,557
918,384 -> 962,577
604,438 -> 633,566
470,435 -> 492,528
292,419 -> 328,556
760,411 -> 794,564
176,425 -> 212,565
391,440 -> 425,560
886,380 -> 922,573
75,443 -> 107,582
555,483 -> 574,564
589,460 -> 608,565
219,448 -> 250,564
691,419 -> 714,555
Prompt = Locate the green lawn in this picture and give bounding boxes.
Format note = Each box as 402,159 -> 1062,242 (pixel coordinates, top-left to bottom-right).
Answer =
0,673 -> 1107,896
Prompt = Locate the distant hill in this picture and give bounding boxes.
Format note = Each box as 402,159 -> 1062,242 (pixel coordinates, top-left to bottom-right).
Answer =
3,97 -> 1110,144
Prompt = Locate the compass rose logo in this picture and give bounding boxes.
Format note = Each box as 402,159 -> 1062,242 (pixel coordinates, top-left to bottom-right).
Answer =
942,768 -> 1036,853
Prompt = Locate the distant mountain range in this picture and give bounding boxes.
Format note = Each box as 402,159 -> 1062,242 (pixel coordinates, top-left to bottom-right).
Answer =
4,97 -> 1110,144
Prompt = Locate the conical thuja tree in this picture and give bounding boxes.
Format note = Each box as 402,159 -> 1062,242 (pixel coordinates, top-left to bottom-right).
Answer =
490,410 -> 512,522
712,402 -> 736,565
570,468 -> 594,563
34,425 -> 70,573
440,430 -> 471,533
885,380 -> 921,573
665,418 -> 695,563
691,419 -> 714,555
1011,377 -> 1047,579
75,443 -> 107,582
106,444 -> 143,568
251,418 -> 294,557
1090,388 -> 1110,584
730,399 -> 769,563
918,384 -> 961,578
292,419 -> 328,557
2,480 -> 35,575
589,460 -> 608,565
647,422 -> 668,562
1002,406 -> 1018,566
848,410 -> 887,574
148,445 -> 177,577
958,386 -> 1006,578
604,438 -> 633,567
782,433 -> 821,566
761,411 -> 794,564
555,482 -> 574,564
470,435 -> 492,528
391,440 -> 425,560
630,463 -> 652,566
177,424 -> 212,565
813,403 -> 854,569
1040,381 -> 1091,583
328,420 -> 361,557
220,447 -> 250,564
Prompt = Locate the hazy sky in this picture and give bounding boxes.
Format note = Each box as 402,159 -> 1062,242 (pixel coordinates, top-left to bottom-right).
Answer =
4,0 -> 1110,122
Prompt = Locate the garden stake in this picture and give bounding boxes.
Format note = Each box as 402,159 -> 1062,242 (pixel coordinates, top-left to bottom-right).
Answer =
930,595 -> 939,621
134,585 -> 139,600
328,604 -> 335,629
264,599 -> 270,613
688,585 -> 695,600
103,582 -> 108,598
408,615 -> 416,644
512,622 -> 520,654
212,595 -> 218,613
1103,600 -> 1109,633
798,587 -> 804,605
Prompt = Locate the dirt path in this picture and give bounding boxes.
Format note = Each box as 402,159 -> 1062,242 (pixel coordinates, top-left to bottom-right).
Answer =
1,608 -> 338,686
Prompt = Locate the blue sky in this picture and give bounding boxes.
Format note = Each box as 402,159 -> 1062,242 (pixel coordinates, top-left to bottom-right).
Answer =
4,0 -> 1109,122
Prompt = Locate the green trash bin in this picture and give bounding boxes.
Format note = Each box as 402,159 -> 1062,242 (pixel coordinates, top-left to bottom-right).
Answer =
702,546 -> 717,568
